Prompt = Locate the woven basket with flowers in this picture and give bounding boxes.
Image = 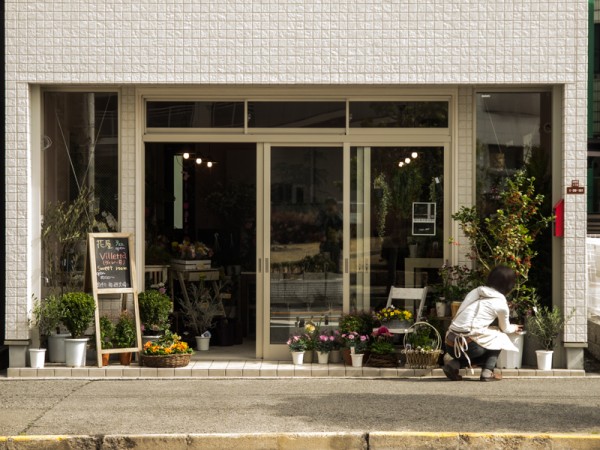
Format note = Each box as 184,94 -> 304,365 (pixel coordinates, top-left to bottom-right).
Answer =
141,330 -> 193,368
402,322 -> 443,369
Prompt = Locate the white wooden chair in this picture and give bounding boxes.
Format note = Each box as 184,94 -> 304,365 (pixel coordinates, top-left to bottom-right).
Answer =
385,286 -> 428,322
144,264 -> 169,286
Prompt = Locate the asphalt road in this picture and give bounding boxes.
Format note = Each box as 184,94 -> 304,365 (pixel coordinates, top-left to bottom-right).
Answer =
1,377 -> 599,437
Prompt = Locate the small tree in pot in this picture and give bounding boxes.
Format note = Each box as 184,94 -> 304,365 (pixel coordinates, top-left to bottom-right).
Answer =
178,280 -> 229,350
526,305 -> 574,370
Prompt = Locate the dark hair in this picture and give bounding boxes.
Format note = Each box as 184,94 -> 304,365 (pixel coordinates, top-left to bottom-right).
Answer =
486,265 -> 516,295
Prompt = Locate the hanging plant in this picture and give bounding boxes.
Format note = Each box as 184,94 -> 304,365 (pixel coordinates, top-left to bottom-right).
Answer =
373,173 -> 391,240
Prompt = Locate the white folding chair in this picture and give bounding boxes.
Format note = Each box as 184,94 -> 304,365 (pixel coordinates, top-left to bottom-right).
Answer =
385,286 -> 428,322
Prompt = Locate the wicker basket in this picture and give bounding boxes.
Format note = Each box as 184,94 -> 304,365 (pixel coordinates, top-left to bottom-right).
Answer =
366,353 -> 399,368
401,322 -> 443,369
141,353 -> 191,368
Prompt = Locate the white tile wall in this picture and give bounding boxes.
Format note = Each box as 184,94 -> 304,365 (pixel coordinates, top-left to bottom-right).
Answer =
4,0 -> 590,344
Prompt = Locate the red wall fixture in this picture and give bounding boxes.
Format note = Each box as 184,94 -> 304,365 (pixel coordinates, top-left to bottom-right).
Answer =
553,199 -> 564,237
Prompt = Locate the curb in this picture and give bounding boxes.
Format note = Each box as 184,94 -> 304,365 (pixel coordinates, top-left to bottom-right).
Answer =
2,432 -> 600,450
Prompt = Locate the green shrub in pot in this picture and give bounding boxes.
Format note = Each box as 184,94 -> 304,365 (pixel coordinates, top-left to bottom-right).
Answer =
60,292 -> 96,339
114,313 -> 137,348
138,289 -> 172,335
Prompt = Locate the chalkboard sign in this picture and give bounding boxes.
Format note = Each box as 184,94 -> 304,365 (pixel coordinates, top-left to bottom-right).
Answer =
87,233 -> 134,292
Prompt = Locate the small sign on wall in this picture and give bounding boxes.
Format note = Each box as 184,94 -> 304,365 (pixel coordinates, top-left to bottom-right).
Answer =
412,202 -> 436,236
566,180 -> 585,194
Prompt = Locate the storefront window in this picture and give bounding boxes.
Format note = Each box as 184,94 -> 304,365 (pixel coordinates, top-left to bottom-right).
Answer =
42,92 -> 119,293
146,101 -> 244,128
475,91 -> 553,299
349,101 -> 448,128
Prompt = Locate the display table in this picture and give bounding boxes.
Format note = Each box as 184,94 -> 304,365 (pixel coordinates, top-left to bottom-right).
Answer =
169,266 -> 220,304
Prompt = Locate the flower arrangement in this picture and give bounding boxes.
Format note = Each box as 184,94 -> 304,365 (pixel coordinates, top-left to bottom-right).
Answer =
341,331 -> 370,354
142,330 -> 193,356
375,306 -> 412,323
370,326 -> 396,355
286,334 -> 310,352
171,239 -> 213,260
314,332 -> 336,352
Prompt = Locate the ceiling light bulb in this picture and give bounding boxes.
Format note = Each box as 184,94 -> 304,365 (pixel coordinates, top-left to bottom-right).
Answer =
183,152 -> 190,159
196,157 -> 202,165
399,162 -> 404,167
207,161 -> 213,168
411,152 -> 418,158
405,157 -> 411,164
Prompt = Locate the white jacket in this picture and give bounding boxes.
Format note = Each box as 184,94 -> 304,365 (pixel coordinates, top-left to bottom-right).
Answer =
448,286 -> 519,351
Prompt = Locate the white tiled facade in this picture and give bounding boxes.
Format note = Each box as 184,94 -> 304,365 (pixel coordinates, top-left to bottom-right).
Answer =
4,1 -> 590,366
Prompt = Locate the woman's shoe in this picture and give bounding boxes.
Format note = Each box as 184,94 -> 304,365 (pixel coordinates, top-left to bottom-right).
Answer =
480,372 -> 502,382
442,358 -> 462,381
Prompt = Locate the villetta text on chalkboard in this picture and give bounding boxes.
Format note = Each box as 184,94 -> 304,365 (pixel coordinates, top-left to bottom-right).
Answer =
93,237 -> 132,290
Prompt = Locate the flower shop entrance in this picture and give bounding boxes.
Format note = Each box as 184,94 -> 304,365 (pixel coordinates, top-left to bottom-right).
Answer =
145,142 -> 447,360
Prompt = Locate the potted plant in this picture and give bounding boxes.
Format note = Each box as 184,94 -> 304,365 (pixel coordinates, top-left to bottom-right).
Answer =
178,280 -> 228,351
339,311 -> 376,365
437,264 -> 475,318
138,288 -> 172,339
286,333 -> 310,365
141,330 -> 193,368
113,312 -> 137,365
341,331 -> 370,367
526,305 -> 573,370
60,291 -> 96,367
30,294 -> 68,364
314,331 -> 336,364
374,306 -> 413,329
98,316 -> 114,366
367,326 -> 398,367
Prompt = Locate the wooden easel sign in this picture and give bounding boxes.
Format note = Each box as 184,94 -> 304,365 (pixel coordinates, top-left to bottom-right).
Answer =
86,233 -> 142,367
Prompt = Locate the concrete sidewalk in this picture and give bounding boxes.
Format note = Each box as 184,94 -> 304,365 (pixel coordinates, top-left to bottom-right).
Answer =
5,360 -> 592,379
2,431 -> 600,449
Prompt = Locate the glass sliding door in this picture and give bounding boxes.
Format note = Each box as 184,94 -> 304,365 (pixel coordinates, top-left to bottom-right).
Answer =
351,146 -> 445,313
265,145 -> 344,358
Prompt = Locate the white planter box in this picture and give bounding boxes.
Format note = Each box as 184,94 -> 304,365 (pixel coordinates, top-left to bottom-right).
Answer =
171,259 -> 212,271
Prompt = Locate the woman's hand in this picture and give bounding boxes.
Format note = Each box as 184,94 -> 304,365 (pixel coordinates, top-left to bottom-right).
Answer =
513,324 -> 524,332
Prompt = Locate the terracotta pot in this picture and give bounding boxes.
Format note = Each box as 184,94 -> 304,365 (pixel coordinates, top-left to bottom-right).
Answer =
102,353 -> 110,366
119,352 -> 132,366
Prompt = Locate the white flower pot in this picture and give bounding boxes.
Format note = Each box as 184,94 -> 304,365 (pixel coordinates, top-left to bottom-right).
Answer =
65,338 -> 88,367
351,353 -> 364,367
291,351 -> 305,365
498,331 -> 526,369
29,348 -> 46,369
536,350 -> 553,371
317,351 -> 329,364
48,333 -> 70,363
196,336 -> 210,351
435,301 -> 447,318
